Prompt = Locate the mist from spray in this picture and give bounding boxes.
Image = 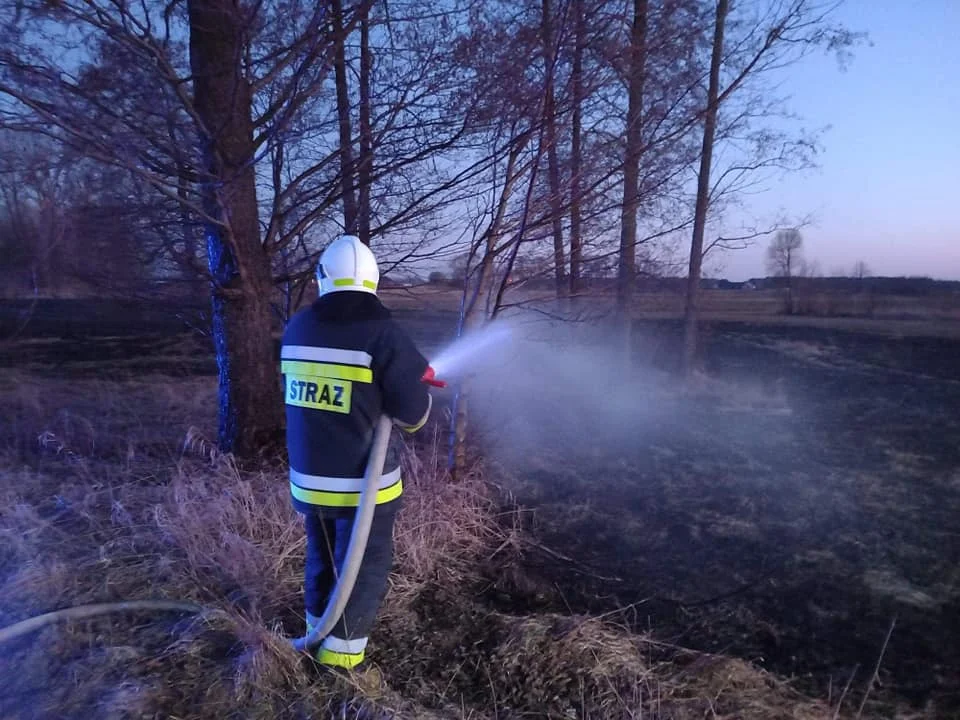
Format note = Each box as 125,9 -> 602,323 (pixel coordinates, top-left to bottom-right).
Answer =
426,309 -> 792,472
427,312 -> 682,468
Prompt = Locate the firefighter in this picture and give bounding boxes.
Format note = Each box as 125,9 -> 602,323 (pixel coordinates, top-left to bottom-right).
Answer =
280,234 -> 433,672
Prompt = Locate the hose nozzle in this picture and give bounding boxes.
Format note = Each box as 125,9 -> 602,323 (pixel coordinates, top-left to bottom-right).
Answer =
421,365 -> 447,388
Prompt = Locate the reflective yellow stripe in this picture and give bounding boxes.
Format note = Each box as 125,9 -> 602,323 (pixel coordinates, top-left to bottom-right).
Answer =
281,360 -> 372,383
331,277 -> 377,291
290,478 -> 403,507
401,396 -> 432,434
315,647 -> 364,668
403,418 -> 427,434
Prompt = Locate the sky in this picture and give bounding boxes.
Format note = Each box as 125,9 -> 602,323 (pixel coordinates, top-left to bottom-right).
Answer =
714,0 -> 960,281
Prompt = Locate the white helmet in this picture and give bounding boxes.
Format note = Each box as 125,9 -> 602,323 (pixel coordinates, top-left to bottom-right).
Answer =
316,235 -> 380,296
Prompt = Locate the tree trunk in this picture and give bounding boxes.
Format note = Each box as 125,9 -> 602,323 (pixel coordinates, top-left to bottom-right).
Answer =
36,197 -> 56,295
568,0 -> 584,298
357,12 -> 373,245
541,0 -> 566,298
187,0 -> 282,457
617,0 -> 648,358
786,248 -> 794,313
682,0 -> 728,378
331,0 -> 358,234
177,170 -> 206,301
450,141 -> 525,479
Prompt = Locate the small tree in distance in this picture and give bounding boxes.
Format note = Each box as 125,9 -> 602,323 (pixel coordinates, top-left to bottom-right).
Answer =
852,260 -> 870,278
766,228 -> 804,277
852,259 -> 873,315
766,228 -> 804,313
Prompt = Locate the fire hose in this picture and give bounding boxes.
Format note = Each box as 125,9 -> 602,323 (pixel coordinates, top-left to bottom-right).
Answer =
0,600 -> 210,645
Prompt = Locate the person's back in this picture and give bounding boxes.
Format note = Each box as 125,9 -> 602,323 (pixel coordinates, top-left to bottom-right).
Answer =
282,290 -> 431,511
281,235 -> 432,671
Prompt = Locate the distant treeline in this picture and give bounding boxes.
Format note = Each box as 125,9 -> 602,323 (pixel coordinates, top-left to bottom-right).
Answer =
702,276 -> 960,295
460,274 -> 960,296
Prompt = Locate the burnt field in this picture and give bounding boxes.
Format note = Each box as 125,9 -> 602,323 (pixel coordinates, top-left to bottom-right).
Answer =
2,298 -> 959,717
470,318 -> 960,715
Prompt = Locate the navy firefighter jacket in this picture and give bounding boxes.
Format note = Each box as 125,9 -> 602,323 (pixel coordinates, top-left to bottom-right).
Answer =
281,292 -> 432,513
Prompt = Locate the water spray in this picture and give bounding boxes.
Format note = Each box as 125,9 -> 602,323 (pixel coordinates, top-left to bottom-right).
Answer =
431,320 -> 515,470
429,322 -> 514,380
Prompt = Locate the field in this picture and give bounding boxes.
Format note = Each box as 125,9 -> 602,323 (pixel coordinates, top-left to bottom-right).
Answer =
1,293 -> 958,719
469,317 -> 960,710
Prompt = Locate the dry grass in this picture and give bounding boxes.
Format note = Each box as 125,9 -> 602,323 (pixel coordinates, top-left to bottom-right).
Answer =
0,371 -> 854,719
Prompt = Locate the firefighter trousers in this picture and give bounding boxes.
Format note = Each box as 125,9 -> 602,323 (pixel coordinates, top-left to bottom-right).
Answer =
302,499 -> 398,668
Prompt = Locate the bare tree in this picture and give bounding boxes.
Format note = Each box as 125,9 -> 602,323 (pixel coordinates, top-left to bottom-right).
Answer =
450,130 -> 534,476
0,0 -> 858,455
330,0 -> 360,237
682,0 -> 728,377
443,0 -> 548,475
442,0 -> 700,470
357,10 -> 373,244
186,0 -> 285,453
851,259 -> 871,309
0,133 -> 70,296
0,0 -> 380,454
767,228 -> 804,313
540,0 -> 567,297
616,0 -> 649,356
767,228 -> 804,277
265,1 -> 490,301
568,0 -> 585,296
680,0 -> 858,372
0,0 -> 483,454
0,133 -> 156,298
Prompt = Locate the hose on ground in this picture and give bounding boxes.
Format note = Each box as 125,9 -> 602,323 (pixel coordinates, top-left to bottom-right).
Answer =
0,600 -> 209,645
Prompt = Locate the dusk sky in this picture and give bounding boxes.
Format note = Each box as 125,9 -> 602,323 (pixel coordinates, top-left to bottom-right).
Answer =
715,0 -> 959,281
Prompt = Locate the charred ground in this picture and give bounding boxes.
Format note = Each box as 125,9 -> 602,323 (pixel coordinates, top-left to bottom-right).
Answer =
471,319 -> 960,715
